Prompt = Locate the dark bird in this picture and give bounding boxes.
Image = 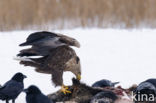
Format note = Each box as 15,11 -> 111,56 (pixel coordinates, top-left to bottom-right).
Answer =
17,31 -> 80,57
90,91 -> 118,103
135,79 -> 156,95
92,79 -> 119,88
24,85 -> 53,103
0,72 -> 27,103
16,31 -> 81,94
134,78 -> 156,102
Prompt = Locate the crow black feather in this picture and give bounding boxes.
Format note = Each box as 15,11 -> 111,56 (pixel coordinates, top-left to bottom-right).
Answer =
24,85 -> 53,103
0,72 -> 26,103
92,79 -> 119,88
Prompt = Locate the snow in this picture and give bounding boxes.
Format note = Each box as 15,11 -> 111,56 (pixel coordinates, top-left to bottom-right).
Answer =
0,28 -> 156,102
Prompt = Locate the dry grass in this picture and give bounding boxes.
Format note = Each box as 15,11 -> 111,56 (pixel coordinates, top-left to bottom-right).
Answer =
0,0 -> 156,31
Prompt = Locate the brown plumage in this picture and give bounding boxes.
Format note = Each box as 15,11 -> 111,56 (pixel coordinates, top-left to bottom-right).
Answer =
48,78 -> 118,103
20,46 -> 81,86
17,31 -> 81,94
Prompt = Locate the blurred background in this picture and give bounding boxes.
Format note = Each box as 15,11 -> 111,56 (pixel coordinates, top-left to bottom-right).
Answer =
1,0 -> 156,102
0,0 -> 156,31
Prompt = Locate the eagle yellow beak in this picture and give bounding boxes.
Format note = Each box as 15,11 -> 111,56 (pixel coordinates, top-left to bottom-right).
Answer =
77,74 -> 81,81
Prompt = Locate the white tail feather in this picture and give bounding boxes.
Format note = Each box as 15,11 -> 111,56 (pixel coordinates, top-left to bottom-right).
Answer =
13,57 -> 33,62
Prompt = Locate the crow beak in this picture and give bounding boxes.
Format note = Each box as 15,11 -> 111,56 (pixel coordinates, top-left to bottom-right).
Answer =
23,89 -> 28,93
112,82 -> 120,86
23,75 -> 27,78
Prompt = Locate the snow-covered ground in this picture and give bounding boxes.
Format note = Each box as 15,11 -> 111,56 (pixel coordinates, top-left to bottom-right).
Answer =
0,28 -> 156,102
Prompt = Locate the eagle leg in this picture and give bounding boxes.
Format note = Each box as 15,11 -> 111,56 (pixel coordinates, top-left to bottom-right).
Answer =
61,85 -> 71,94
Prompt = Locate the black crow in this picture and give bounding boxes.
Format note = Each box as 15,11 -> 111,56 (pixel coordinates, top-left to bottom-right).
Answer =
24,85 -> 53,103
92,79 -> 119,88
135,79 -> 156,95
134,78 -> 156,102
90,91 -> 118,103
0,72 -> 27,103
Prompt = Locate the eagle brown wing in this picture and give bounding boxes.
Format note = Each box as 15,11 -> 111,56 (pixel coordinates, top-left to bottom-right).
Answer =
58,34 -> 80,48
44,46 -> 76,70
43,46 -> 77,86
19,46 -> 78,86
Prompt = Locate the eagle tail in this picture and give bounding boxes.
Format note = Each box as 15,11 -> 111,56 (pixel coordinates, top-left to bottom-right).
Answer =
13,57 -> 34,62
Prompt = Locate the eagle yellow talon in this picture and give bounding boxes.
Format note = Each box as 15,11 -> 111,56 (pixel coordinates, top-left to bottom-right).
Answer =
61,85 -> 71,94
